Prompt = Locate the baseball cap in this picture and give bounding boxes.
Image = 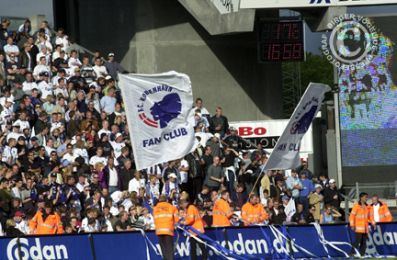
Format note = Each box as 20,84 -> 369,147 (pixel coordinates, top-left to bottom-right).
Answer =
108,52 -> 115,57
315,184 -> 322,190
169,173 -> 177,179
329,179 -> 336,184
14,211 -> 25,217
281,195 -> 289,201
50,172 -> 57,178
115,133 -> 123,139
214,133 -> 220,139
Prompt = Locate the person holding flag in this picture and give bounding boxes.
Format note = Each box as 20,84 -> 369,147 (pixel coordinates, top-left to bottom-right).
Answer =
241,193 -> 268,226
179,199 -> 208,260
153,194 -> 179,260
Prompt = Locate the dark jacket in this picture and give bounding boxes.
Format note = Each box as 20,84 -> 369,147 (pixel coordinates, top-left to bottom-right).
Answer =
103,166 -> 122,189
270,207 -> 286,225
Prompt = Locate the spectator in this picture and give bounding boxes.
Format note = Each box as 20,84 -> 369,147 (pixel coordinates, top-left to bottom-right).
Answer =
291,203 -> 314,225
308,184 -> 323,222
204,156 -> 224,191
209,107 -> 229,136
323,179 -> 342,211
104,53 -> 126,80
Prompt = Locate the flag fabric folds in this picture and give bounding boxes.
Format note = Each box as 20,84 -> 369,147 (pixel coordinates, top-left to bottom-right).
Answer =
119,71 -> 196,170
264,83 -> 331,171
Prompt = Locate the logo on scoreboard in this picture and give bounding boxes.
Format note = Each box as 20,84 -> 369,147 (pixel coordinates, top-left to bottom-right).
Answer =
321,14 -> 380,69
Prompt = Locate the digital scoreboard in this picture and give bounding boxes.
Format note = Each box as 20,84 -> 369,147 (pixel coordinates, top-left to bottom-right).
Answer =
258,21 -> 305,62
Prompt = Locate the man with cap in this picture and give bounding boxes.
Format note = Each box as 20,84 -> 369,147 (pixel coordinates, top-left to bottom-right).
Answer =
110,132 -> 126,159
179,198 -> 208,260
153,194 -> 179,260
37,71 -> 53,100
309,184 -> 324,222
104,52 -> 126,80
29,201 -> 64,234
224,126 -> 244,152
14,210 -> 29,234
323,179 -> 342,211
163,173 -> 180,204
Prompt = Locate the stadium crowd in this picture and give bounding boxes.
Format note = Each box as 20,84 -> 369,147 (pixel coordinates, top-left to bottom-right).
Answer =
0,18 -> 390,238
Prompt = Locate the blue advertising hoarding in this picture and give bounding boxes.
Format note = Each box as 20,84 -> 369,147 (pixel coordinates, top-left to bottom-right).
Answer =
0,223 -> 396,259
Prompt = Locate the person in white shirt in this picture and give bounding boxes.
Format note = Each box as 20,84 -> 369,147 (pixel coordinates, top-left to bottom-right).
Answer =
62,144 -> 77,164
13,211 -> 30,234
128,171 -> 145,193
97,120 -> 111,138
13,111 -> 30,131
93,57 -> 108,79
37,72 -> 53,100
76,175 -> 89,192
35,34 -> 52,52
33,57 -> 51,80
6,125 -> 23,142
178,159 -> 189,186
11,179 -> 23,199
74,140 -> 89,164
22,72 -> 38,94
53,78 -> 69,98
106,157 -> 119,194
3,37 -> 20,61
2,138 -> 18,165
36,46 -> 51,65
68,50 -> 82,75
110,133 -> 126,159
44,138 -> 57,156
89,147 -> 108,166
55,28 -> 70,51
0,98 -> 14,123
194,98 -> 210,118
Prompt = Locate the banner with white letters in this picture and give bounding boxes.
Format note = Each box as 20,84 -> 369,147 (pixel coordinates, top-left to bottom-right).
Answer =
264,83 -> 331,171
119,72 -> 196,170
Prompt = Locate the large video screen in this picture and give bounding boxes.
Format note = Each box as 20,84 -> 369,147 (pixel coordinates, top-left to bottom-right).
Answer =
339,17 -> 397,170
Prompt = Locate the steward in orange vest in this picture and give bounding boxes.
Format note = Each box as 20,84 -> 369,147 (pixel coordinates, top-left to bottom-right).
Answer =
153,195 -> 179,260
241,194 -> 268,226
179,199 -> 208,260
29,202 -> 64,235
349,192 -> 375,256
212,191 -> 233,227
368,195 -> 393,223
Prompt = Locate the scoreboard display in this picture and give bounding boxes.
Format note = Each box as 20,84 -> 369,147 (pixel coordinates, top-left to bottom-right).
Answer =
258,21 -> 305,62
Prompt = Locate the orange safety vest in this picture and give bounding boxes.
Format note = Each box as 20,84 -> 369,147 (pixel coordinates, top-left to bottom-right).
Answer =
185,205 -> 205,234
368,202 -> 393,223
349,203 -> 373,234
29,210 -> 64,235
153,202 -> 179,236
212,198 -> 233,227
241,202 -> 268,226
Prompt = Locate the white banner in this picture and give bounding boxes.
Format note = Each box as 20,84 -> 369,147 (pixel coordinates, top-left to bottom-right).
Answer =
229,120 -> 313,153
284,198 -> 296,222
119,72 -> 196,170
240,0 -> 397,9
264,83 -> 331,171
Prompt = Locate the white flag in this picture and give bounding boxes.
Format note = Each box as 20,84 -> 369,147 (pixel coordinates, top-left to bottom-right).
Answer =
264,83 -> 331,171
119,71 -> 196,170
284,198 -> 296,222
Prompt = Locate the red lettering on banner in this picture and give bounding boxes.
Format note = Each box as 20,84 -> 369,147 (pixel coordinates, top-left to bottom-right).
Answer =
238,127 -> 253,136
254,127 -> 267,136
237,127 -> 267,137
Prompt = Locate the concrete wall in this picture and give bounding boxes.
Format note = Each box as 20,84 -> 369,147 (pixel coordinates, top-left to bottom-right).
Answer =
73,0 -> 283,121
0,0 -> 53,26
